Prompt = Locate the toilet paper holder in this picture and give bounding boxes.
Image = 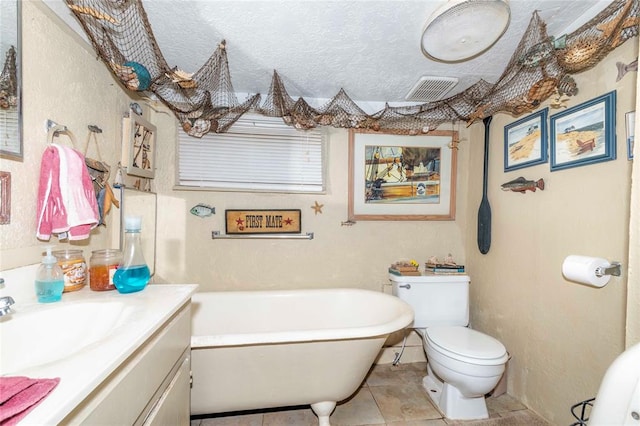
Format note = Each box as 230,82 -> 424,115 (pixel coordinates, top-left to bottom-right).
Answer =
595,262 -> 622,278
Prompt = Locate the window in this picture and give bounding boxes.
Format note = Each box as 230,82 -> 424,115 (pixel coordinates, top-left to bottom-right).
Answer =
177,114 -> 326,193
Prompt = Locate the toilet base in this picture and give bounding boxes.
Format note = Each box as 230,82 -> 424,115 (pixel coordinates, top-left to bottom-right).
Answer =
423,364 -> 489,420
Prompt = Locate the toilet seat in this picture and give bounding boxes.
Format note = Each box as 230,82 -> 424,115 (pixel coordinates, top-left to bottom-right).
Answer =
425,326 -> 508,366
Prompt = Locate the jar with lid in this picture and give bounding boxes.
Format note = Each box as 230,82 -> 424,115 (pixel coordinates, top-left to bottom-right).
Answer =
52,249 -> 87,292
89,249 -> 122,291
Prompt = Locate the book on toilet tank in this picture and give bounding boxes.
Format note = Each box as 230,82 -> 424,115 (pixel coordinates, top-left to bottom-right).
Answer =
424,270 -> 465,275
388,268 -> 422,276
425,265 -> 465,274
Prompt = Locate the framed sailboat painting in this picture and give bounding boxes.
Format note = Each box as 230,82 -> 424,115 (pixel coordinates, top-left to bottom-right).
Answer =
348,129 -> 457,221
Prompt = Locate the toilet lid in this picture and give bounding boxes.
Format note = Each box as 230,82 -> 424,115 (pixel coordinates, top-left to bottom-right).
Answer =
425,326 -> 508,364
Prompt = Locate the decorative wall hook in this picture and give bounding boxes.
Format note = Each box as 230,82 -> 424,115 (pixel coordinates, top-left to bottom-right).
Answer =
46,119 -> 67,134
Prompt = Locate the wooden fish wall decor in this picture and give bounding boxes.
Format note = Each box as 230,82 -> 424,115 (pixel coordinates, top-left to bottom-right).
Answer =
190,204 -> 215,218
616,57 -> 638,81
501,177 -> 545,194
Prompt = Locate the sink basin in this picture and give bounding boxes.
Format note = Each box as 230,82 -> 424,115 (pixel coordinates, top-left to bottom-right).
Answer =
0,301 -> 131,374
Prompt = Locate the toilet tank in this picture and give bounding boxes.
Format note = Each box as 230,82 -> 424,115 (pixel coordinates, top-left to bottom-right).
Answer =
389,274 -> 470,328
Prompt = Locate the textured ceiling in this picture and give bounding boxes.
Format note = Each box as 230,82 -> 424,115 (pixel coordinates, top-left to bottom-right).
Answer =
45,0 -> 610,106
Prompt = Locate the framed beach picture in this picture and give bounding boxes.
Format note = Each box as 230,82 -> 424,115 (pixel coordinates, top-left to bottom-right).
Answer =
504,108 -> 548,172
550,91 -> 616,171
348,129 -> 457,221
626,110 -> 634,160
122,111 -> 157,179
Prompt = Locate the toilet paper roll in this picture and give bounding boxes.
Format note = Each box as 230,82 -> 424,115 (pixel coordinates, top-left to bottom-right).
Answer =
562,255 -> 611,287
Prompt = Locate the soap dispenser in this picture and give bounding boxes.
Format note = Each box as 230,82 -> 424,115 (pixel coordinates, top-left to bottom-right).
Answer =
35,246 -> 65,303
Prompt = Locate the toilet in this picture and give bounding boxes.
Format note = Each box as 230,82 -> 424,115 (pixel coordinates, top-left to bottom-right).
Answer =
390,273 -> 508,420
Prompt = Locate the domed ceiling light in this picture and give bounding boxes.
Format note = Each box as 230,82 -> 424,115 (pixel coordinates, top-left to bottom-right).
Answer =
421,0 -> 511,63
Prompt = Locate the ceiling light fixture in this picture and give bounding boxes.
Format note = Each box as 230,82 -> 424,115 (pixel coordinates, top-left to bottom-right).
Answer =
421,0 -> 511,63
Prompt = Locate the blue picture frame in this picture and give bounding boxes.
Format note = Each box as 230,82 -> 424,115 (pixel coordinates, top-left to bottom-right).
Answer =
550,91 -> 616,171
504,108 -> 548,172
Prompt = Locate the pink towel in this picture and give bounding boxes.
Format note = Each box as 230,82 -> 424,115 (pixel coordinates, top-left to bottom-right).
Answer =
0,376 -> 60,425
36,143 -> 99,241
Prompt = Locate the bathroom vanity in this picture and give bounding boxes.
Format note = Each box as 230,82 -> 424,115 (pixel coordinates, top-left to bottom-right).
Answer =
0,280 -> 197,424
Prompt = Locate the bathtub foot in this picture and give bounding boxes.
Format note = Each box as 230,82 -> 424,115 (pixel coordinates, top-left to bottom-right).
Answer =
311,401 -> 336,426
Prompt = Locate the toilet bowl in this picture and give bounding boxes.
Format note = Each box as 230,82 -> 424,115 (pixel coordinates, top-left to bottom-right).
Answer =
389,273 -> 508,420
421,326 -> 509,419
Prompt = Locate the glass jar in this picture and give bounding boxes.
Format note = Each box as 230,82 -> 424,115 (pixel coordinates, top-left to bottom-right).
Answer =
52,249 -> 87,292
89,249 -> 122,291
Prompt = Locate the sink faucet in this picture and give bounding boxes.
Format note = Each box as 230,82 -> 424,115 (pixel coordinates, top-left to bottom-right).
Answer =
0,278 -> 15,317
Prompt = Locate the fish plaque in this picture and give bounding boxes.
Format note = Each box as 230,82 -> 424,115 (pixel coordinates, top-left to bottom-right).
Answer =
225,209 -> 301,234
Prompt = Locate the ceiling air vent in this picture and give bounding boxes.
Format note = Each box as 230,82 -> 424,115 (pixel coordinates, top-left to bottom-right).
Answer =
405,76 -> 458,102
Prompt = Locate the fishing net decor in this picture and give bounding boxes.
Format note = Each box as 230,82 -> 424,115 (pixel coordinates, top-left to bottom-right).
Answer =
65,0 -> 638,137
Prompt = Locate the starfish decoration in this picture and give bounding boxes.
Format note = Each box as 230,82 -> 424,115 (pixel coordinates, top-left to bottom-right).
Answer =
596,0 -> 638,48
311,201 -> 324,215
596,0 -> 635,34
466,103 -> 490,127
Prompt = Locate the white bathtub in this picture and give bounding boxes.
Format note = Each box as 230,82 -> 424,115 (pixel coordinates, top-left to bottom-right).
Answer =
190,288 -> 413,426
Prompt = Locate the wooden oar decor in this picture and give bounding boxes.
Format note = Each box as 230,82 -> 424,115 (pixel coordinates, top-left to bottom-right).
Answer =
477,116 -> 492,255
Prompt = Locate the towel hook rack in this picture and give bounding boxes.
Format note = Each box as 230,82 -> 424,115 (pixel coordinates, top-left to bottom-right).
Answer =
46,119 -> 67,134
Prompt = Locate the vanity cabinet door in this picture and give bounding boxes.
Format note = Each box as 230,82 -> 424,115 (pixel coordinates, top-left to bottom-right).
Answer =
62,303 -> 191,425
143,351 -> 191,425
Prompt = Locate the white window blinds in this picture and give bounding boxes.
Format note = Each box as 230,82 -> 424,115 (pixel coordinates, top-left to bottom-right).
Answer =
177,115 -> 326,193
0,109 -> 19,150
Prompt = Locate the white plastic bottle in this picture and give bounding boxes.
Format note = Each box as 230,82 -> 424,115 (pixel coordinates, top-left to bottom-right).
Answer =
35,247 -> 65,303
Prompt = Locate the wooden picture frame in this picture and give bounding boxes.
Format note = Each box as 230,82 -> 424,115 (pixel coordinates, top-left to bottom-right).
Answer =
550,91 -> 616,171
504,108 -> 548,171
0,1 -> 22,161
626,110 -> 635,160
122,112 -> 156,179
348,129 -> 457,221
0,171 -> 10,224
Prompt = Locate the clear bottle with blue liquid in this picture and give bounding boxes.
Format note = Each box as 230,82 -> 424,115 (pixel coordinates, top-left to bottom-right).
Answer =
113,216 -> 150,294
35,246 -> 65,303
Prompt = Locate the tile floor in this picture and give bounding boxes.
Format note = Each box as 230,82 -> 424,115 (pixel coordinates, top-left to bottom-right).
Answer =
190,362 -> 551,426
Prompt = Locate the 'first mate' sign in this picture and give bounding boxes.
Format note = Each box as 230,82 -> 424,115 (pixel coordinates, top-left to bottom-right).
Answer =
225,209 -> 301,235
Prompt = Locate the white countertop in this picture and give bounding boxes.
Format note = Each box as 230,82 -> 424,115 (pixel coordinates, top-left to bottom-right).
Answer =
0,283 -> 198,425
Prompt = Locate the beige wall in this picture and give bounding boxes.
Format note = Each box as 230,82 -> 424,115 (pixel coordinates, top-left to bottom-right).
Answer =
464,40 -> 637,425
627,40 -> 640,347
0,1 -> 135,269
1,3 -> 637,425
152,121 -> 470,291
